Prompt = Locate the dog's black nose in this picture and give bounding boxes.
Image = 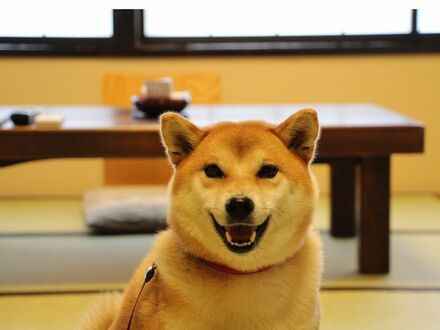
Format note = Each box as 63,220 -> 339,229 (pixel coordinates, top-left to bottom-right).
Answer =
225,197 -> 254,220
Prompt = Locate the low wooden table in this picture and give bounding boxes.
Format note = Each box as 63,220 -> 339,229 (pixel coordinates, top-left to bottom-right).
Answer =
0,104 -> 424,274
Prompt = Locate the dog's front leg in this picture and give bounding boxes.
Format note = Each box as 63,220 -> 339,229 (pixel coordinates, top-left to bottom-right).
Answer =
110,254 -> 160,329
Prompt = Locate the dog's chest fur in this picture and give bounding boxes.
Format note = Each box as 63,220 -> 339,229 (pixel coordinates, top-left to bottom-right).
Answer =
147,231 -> 321,330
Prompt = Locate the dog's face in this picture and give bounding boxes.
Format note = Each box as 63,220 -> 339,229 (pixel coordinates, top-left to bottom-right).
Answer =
160,110 -> 320,270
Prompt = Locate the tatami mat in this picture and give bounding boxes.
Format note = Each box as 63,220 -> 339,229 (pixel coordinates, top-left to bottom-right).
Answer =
1,232 -> 439,291
315,193 -> 440,231
0,198 -> 86,233
0,235 -> 154,288
1,290 -> 439,330
1,194 -> 439,234
322,233 -> 440,288
389,194 -> 440,231
1,194 -> 440,291
321,290 -> 440,330
0,194 -> 439,328
0,293 -> 97,330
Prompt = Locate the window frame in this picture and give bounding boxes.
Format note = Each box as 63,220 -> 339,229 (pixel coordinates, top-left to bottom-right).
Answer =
1,9 -> 440,56
0,10 -> 135,56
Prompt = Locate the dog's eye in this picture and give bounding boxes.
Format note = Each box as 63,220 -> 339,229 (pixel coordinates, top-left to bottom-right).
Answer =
257,165 -> 278,179
204,164 -> 224,178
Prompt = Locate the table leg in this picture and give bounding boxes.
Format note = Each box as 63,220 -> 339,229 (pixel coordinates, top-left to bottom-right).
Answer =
359,156 -> 390,274
330,160 -> 357,237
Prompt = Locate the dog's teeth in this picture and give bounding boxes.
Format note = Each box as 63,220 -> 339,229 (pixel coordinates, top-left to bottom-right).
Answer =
225,230 -> 257,247
229,241 -> 253,247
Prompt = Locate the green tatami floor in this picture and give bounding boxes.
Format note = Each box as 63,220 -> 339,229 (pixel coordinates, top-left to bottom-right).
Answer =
0,194 -> 439,329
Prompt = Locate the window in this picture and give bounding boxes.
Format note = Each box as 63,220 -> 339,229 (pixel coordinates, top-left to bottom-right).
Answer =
0,8 -> 439,56
0,8 -> 113,38
418,9 -> 440,33
144,5 -> 412,37
138,7 -> 440,55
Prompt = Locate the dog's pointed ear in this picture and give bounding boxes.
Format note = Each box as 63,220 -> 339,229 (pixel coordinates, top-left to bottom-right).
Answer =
160,112 -> 203,166
274,109 -> 320,163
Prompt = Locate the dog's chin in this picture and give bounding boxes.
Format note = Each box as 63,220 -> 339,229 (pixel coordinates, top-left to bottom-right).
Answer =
210,214 -> 270,254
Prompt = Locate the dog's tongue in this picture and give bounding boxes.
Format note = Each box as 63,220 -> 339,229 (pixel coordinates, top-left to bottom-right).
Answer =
225,225 -> 257,243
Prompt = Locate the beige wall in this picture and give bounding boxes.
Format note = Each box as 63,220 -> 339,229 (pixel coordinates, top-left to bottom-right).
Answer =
0,55 -> 439,196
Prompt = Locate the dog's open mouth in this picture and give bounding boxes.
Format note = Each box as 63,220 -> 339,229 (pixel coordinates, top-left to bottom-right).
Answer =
211,214 -> 269,253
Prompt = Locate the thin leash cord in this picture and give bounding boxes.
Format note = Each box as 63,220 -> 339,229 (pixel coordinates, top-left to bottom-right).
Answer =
127,262 -> 157,330
126,281 -> 147,329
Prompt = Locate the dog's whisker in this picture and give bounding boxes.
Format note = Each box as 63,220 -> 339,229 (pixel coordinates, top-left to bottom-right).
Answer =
261,206 -> 291,230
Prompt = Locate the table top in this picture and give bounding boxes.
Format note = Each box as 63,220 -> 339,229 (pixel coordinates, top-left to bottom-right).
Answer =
0,104 -> 424,163
0,103 -> 423,129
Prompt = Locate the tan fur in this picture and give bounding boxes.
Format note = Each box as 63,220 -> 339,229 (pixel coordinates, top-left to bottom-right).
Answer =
79,292 -> 123,329
81,109 -> 322,329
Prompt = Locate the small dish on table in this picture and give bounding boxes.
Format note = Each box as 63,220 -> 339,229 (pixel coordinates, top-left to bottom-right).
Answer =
132,91 -> 191,119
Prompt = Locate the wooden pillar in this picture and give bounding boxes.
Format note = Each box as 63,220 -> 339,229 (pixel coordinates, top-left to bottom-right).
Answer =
330,160 -> 357,237
359,156 -> 390,274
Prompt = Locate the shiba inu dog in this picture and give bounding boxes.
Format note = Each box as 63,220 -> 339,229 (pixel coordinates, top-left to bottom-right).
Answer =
81,109 -> 322,329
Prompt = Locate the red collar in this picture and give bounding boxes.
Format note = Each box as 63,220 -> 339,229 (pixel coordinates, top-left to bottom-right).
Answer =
197,257 -> 274,275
